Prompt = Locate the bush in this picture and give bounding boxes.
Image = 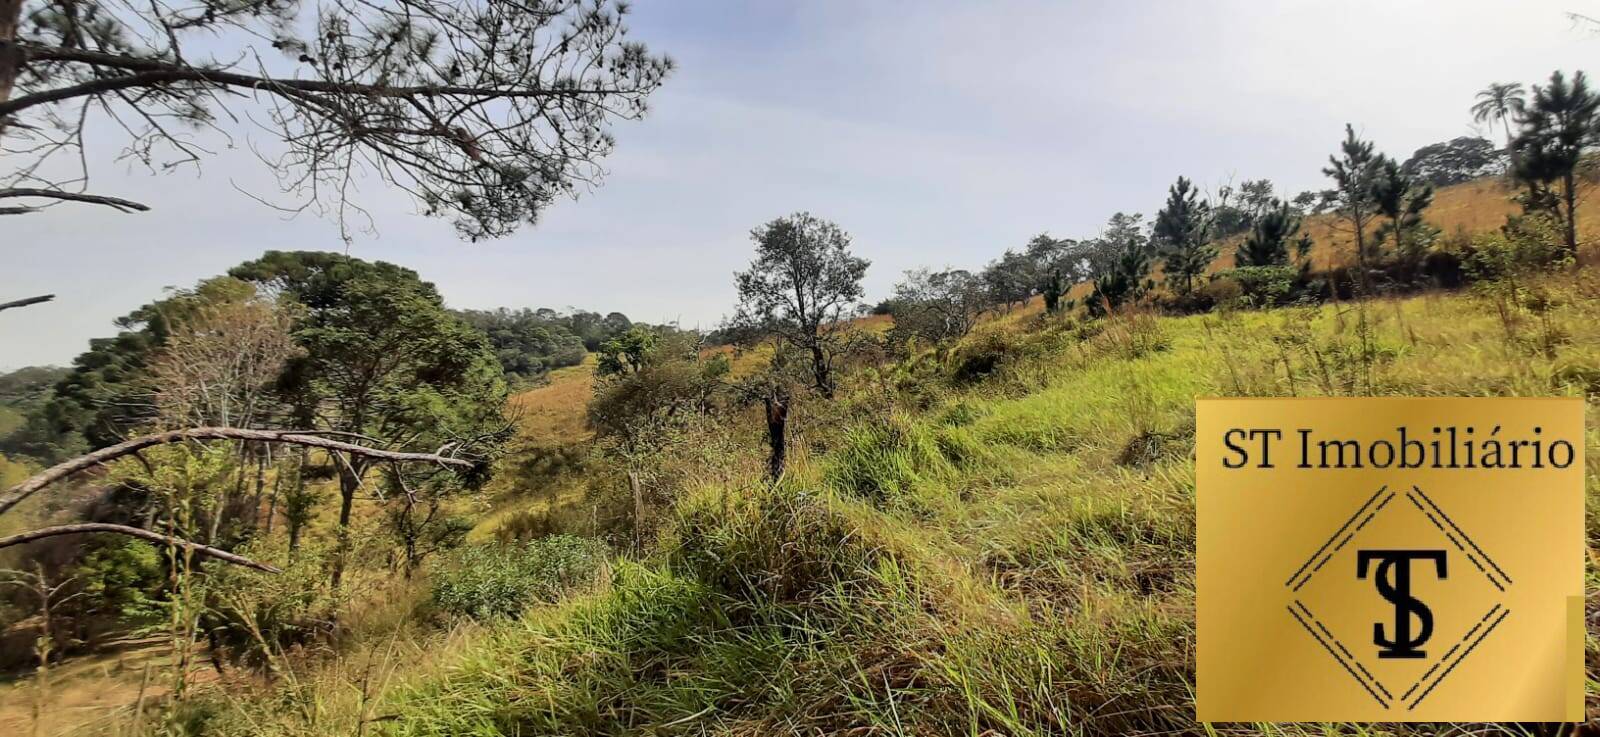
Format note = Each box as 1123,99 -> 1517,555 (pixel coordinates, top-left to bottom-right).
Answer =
430,535 -> 606,620
669,484 -> 882,605
944,325 -> 1073,386
201,539 -> 348,671
1208,265 -> 1301,307
946,331 -> 1015,384
1450,212 -> 1571,281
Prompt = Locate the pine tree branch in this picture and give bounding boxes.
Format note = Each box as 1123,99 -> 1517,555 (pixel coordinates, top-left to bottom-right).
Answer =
0,523 -> 281,573
2,43 -> 646,120
0,188 -> 149,212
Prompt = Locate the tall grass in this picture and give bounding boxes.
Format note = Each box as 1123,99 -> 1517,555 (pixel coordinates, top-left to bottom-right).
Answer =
157,270 -> 1600,737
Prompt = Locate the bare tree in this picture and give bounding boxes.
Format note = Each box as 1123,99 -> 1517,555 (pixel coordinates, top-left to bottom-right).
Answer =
144,294 -> 302,430
0,0 -> 672,239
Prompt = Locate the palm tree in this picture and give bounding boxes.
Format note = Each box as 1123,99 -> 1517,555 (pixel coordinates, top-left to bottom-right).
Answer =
1471,82 -> 1527,148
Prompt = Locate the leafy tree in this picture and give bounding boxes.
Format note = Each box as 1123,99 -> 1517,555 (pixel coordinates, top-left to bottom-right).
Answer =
1235,200 -> 1303,267
1210,186 -> 1246,238
1471,82 -> 1528,148
1511,70 -> 1599,259
1236,179 -> 1277,222
1085,213 -> 1153,316
1400,137 -> 1505,187
588,328 -> 728,527
733,212 -> 870,398
230,251 -> 507,583
0,367 -> 69,409
596,327 -> 663,377
601,313 -> 634,340
980,249 -> 1037,312
13,278 -> 259,461
1290,190 -> 1320,215
886,268 -> 987,344
0,0 -> 672,238
454,308 -> 586,383
0,366 -> 68,447
1370,158 -> 1436,268
1153,176 -> 1215,295
1023,233 -> 1082,314
1322,124 -> 1386,279
588,330 -> 724,450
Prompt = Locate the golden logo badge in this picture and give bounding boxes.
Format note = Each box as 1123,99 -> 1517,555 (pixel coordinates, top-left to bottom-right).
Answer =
1196,398 -> 1584,722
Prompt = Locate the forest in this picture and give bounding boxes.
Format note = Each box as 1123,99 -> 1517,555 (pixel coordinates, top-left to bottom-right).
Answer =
1,1 -> 1598,735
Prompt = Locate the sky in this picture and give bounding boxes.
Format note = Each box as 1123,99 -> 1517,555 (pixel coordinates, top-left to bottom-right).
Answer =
3,0 -> 1597,369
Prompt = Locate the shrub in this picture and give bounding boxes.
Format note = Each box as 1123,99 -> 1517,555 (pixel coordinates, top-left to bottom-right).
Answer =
946,331 -> 1016,384
823,415 -> 962,502
1452,212 -> 1570,281
669,484 -> 882,605
1084,310 -> 1170,360
430,535 -> 606,620
201,538 -> 348,671
1209,265 -> 1301,307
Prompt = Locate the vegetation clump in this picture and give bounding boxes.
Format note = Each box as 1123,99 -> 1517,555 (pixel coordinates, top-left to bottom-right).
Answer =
429,536 -> 607,621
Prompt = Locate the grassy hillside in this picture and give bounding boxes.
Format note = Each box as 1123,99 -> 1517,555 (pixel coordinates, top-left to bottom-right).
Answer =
173,251 -> 1600,736
374,269 -> 1599,736
9,178 -> 1596,737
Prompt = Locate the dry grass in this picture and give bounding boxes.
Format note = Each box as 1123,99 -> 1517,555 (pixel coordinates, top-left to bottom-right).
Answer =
11,176 -> 1600,737
360,265 -> 1600,737
506,355 -> 597,449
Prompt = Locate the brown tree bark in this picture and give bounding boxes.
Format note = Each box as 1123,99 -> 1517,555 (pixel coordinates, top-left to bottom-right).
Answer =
764,391 -> 790,480
0,0 -> 21,114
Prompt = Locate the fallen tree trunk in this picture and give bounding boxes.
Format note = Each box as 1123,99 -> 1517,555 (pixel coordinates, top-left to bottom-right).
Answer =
0,426 -> 476,517
0,523 -> 281,573
0,426 -> 483,572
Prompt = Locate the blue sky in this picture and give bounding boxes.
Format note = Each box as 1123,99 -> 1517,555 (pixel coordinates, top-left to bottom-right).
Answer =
3,0 -> 1596,368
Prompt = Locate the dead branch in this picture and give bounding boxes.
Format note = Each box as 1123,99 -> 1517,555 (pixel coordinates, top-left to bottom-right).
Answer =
0,294 -> 53,312
0,188 -> 149,212
0,523 -> 280,573
0,426 -> 479,517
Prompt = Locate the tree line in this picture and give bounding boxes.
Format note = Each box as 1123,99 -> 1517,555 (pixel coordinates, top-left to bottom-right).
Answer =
578,68 -> 1599,527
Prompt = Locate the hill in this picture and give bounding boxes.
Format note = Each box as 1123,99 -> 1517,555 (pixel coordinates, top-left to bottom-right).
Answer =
378,269 -> 1600,736
171,239 -> 1599,735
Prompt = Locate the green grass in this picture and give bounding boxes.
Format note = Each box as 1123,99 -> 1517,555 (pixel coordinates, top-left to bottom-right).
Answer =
185,271 -> 1600,737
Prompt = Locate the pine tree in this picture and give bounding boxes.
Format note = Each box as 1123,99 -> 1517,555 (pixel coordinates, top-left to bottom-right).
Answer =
1235,200 -> 1302,267
1153,176 -> 1215,295
1087,213 -> 1154,316
1322,124 -> 1385,281
1511,70 -> 1600,259
1370,158 -> 1435,267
